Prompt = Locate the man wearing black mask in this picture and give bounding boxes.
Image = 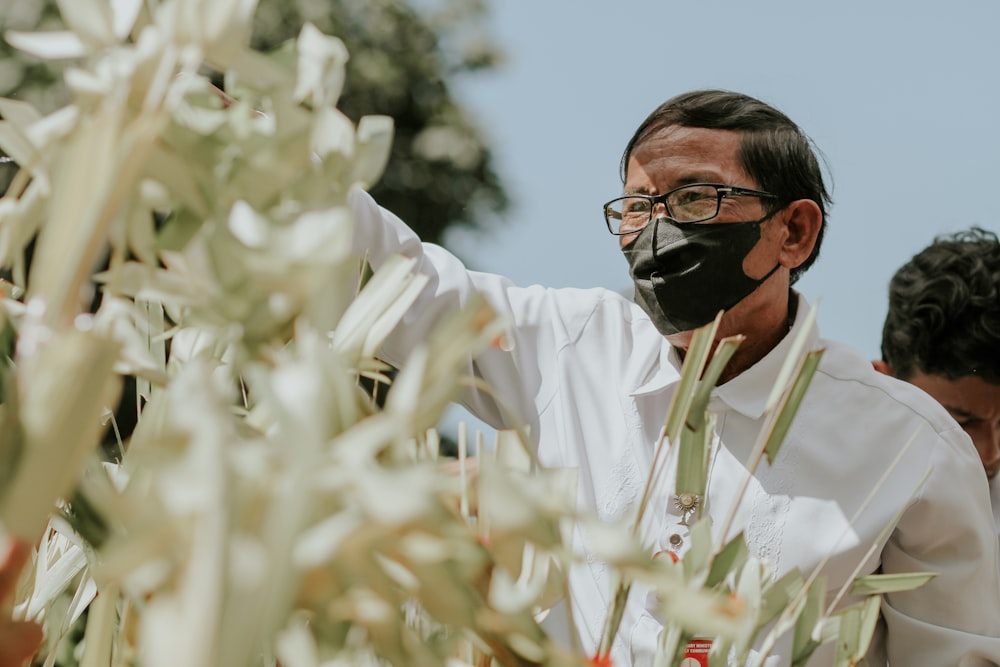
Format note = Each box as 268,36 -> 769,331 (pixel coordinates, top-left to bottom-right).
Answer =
349,89 -> 1000,665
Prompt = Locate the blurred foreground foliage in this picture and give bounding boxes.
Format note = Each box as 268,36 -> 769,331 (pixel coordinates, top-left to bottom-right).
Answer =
0,2 -> 930,666
0,0 -> 510,245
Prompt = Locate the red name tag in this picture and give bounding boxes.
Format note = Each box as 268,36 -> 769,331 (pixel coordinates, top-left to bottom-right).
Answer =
680,638 -> 712,666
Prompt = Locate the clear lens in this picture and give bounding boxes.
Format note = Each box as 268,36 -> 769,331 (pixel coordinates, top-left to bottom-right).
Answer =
605,197 -> 652,234
667,184 -> 721,222
604,185 -> 723,234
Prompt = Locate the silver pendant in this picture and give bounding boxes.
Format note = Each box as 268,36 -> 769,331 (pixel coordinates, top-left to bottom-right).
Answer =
673,492 -> 700,527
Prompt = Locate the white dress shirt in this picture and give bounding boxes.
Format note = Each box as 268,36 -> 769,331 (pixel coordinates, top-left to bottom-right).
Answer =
992,476 -> 1000,551
349,189 -> 1000,666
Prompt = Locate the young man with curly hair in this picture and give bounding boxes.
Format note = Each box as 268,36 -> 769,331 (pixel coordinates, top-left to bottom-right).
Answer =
876,226 -> 1000,539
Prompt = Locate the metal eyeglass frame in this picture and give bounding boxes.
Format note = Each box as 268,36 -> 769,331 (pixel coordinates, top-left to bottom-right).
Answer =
602,182 -> 777,235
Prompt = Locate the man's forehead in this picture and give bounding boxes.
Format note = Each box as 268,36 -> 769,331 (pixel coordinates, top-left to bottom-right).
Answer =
625,126 -> 750,186
638,124 -> 744,147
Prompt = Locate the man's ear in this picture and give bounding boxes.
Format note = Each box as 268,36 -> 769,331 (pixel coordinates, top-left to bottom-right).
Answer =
777,199 -> 822,269
872,359 -> 895,377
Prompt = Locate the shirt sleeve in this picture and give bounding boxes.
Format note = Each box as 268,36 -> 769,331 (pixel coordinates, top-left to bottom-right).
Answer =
347,187 -> 555,435
880,425 -> 1000,665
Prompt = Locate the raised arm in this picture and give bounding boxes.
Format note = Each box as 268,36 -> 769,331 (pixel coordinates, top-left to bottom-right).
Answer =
347,187 -> 556,436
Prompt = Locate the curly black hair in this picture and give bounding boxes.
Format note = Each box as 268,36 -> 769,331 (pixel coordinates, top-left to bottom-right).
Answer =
881,227 -> 1000,383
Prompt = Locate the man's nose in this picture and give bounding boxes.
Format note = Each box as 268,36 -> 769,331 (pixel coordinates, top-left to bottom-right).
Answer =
973,422 -> 1000,469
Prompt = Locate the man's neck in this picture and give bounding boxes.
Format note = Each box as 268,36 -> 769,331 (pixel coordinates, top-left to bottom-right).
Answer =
673,291 -> 797,385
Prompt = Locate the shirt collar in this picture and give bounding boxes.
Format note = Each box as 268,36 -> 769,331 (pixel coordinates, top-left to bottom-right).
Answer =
630,341 -> 683,397
629,292 -> 820,419
713,292 -> 819,419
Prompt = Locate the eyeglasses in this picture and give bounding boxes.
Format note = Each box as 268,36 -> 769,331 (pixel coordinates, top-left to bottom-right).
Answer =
602,183 -> 777,235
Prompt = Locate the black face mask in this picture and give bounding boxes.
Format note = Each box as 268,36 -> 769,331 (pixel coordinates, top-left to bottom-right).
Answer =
622,214 -> 780,336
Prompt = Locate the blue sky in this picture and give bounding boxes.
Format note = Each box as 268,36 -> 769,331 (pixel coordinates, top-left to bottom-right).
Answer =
446,0 -> 1000,362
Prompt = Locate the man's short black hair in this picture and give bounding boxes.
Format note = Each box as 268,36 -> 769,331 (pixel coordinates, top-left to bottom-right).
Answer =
620,89 -> 832,284
881,226 -> 1000,383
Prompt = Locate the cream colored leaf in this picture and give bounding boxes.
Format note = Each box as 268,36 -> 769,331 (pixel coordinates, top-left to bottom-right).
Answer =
789,576 -> 827,666
4,30 -> 89,60
351,115 -> 394,189
228,200 -> 269,248
675,410 -> 715,498
0,187 -> 45,283
79,581 -> 118,667
27,94 -> 126,327
355,467 -> 437,527
381,344 -> 430,423
850,572 -> 936,597
654,584 -> 749,641
21,530 -> 88,620
201,0 -> 258,63
173,96 -> 230,135
109,0 -> 143,41
65,65 -> 119,101
263,354 -> 340,448
0,99 -> 44,178
226,48 -> 296,92
293,513 -> 364,569
0,122 -> 39,174
325,414 -> 405,468
91,524 -> 177,595
507,634 -> 546,663
662,315 -> 720,444
494,428 -> 532,473
764,301 -> 819,413
92,297 -> 168,383
1,327 -> 121,541
684,334 -> 742,433
124,183 -> 164,266
488,545 -> 555,614
94,261 -> 214,306
64,572 -> 98,628
478,467 -> 564,547
579,518 -> 649,566
706,533 -> 749,589
832,597 -> 881,665
275,615 -> 320,667
755,569 -> 805,634
277,207 -> 353,263
25,105 -> 80,149
681,516 -> 715,579
0,97 -> 43,129
310,106 -> 355,160
145,143 -> 212,218
56,0 -> 116,46
330,254 -> 426,360
294,23 -> 348,107
763,349 -> 824,464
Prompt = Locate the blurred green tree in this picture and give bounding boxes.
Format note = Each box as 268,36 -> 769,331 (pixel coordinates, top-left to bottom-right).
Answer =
0,0 -> 510,245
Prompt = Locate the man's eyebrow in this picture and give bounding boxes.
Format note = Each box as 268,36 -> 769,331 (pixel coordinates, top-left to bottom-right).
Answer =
624,186 -> 655,195
676,174 -> 712,185
623,174 -> 725,197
